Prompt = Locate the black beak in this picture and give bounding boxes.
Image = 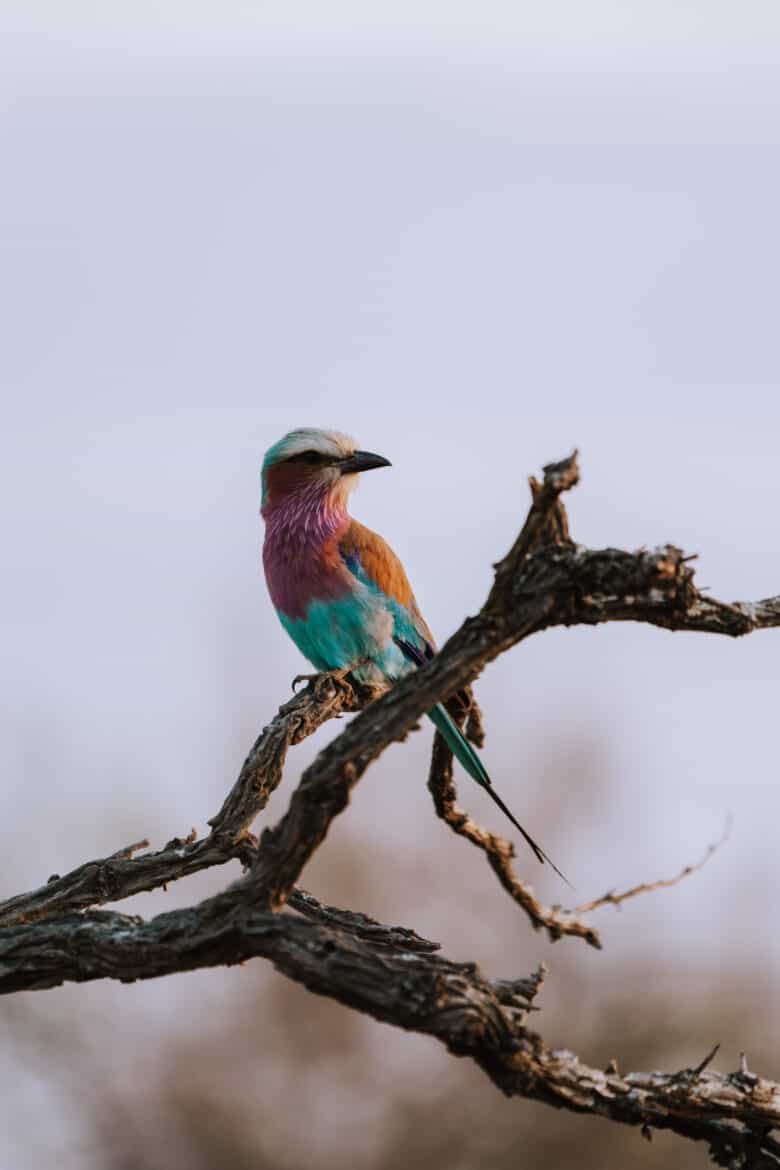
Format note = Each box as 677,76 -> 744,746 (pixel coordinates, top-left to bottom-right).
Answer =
338,450 -> 392,474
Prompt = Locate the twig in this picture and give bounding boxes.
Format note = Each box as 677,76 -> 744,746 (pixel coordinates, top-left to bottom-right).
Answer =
427,728 -> 602,948
574,818 -> 732,915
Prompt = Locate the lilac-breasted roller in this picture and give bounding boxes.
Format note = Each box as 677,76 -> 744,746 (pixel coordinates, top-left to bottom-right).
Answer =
261,426 -> 559,873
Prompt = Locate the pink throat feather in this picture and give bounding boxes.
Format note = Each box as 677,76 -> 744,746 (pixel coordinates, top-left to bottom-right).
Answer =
262,483 -> 351,619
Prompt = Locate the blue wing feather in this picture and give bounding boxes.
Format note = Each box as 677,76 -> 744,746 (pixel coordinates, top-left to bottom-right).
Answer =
337,529 -> 435,669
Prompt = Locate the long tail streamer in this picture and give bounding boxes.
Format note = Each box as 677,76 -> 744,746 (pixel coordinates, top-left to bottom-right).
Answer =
427,703 -> 568,884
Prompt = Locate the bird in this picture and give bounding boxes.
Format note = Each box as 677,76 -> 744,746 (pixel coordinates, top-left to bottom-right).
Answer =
260,426 -> 561,875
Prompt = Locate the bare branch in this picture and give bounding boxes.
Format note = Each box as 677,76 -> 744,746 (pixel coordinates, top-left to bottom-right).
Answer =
574,818 -> 733,915
0,675 -> 373,928
427,722 -> 728,949
287,889 -> 440,954
427,721 -> 603,949
0,891 -> 779,1166
1,451 -> 777,1167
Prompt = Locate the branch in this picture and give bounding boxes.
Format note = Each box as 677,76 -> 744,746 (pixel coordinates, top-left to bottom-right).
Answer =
0,673 -> 374,928
575,818 -> 732,915
1,451 -> 777,1167
1,892 -> 779,1166
427,713 -> 603,949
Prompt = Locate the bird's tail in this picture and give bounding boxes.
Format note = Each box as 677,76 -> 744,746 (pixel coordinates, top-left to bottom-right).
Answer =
427,704 -> 567,883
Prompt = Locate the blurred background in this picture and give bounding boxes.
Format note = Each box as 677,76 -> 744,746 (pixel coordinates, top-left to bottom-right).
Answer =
1,3 -> 779,1167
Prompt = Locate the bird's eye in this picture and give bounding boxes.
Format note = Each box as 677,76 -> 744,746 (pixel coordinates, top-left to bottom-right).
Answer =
287,450 -> 329,465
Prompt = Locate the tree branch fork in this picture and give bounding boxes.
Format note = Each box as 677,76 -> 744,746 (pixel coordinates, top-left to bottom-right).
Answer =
2,453 -> 778,1167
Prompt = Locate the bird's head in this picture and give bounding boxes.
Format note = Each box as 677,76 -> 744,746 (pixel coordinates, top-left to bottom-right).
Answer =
261,428 -> 391,514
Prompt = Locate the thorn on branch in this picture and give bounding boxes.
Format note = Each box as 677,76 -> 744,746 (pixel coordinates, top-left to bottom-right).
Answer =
692,1042 -> 721,1077
676,1042 -> 721,1080
734,1052 -> 760,1088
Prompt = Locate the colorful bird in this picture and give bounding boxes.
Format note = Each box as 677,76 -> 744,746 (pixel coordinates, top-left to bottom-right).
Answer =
261,427 -> 560,874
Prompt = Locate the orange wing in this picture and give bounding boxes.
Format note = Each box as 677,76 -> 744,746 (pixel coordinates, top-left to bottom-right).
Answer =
339,519 -> 436,653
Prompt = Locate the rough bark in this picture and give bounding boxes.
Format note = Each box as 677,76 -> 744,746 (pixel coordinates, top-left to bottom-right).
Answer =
1,452 -> 778,1167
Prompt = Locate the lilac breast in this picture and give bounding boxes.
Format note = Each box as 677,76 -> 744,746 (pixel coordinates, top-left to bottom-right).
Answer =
263,492 -> 351,620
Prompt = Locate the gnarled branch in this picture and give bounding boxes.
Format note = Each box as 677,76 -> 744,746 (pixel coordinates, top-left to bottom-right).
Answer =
1,451 -> 778,1167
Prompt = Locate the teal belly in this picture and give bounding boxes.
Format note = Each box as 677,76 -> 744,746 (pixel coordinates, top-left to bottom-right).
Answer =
276,593 -> 409,683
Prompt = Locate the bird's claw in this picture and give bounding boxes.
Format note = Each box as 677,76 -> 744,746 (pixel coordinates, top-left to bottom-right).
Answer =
291,667 -> 354,698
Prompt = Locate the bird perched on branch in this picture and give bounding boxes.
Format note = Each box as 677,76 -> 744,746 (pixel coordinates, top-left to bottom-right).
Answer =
261,427 -> 560,875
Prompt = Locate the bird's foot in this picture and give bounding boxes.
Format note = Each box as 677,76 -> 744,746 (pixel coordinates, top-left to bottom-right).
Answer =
291,665 -> 383,708
291,667 -> 354,699
291,671 -> 323,691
